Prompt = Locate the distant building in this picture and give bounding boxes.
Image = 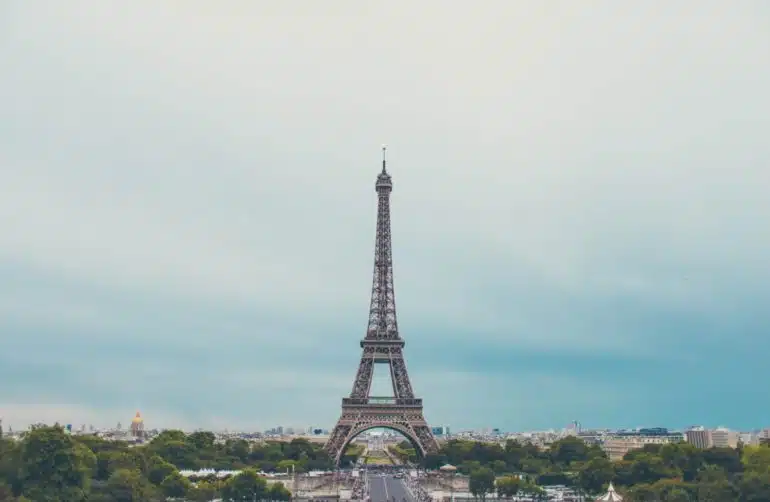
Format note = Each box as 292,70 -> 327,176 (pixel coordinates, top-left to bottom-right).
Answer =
130,412 -> 145,440
613,428 -> 683,439
711,428 -> 739,448
739,432 -> 759,446
601,428 -> 683,460
603,436 -> 672,461
685,427 -> 712,449
683,427 -> 741,449
431,426 -> 450,436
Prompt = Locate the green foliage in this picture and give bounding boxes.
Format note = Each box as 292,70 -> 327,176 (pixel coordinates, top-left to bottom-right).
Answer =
102,468 -> 157,502
95,449 -> 146,481
17,426 -> 93,501
428,438 -> 770,500
742,445 -> 770,474
146,454 -> 176,485
495,475 -> 521,498
160,470 -> 192,498
340,443 -> 366,467
188,479 -> 220,501
576,457 -> 614,494
550,436 -> 590,465
388,441 -> 418,464
0,427 -> 339,500
7,426 -> 767,501
269,481 -> 293,501
221,468 -> 267,501
469,467 -> 495,500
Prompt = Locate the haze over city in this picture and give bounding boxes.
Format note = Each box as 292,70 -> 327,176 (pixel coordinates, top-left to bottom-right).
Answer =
2,0 -> 770,433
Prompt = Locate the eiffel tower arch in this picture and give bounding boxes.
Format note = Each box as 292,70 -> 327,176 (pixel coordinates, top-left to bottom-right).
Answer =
325,147 -> 439,466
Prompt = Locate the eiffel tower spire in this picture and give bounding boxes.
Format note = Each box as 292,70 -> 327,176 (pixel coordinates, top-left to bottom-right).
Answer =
367,144 -> 399,341
324,148 -> 438,466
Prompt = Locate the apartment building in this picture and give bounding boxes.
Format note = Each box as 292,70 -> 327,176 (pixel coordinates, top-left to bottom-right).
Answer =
601,429 -> 684,461
711,427 -> 740,448
685,427 -> 712,449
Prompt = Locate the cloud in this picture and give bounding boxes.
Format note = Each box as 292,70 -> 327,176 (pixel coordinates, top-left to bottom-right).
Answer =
1,0 -> 770,431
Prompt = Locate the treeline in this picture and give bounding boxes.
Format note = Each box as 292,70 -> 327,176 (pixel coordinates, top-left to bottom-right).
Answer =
0,425 -> 344,501
393,437 -> 770,500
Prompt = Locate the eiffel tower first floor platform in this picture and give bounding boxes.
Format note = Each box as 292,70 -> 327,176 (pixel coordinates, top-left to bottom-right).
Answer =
324,397 -> 439,466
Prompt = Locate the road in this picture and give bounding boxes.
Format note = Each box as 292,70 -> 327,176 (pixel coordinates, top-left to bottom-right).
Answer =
368,474 -> 415,502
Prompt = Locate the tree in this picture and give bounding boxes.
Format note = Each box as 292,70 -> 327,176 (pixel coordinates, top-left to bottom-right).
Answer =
188,431 -> 216,451
742,445 -> 770,474
95,450 -> 146,481
422,453 -> 446,470
459,460 -> 482,475
224,439 -> 251,462
535,470 -> 571,486
550,436 -> 589,466
151,430 -> 187,444
269,481 -> 292,501
103,469 -> 157,502
496,475 -> 521,498
0,437 -> 20,495
626,483 -> 656,502
147,437 -> 198,470
221,469 -> 268,501
520,457 -> 547,475
737,471 -> 770,501
696,464 -> 735,501
658,442 -> 704,481
628,453 -> 680,485
701,447 -> 742,476
490,459 -> 507,474
17,426 -> 93,501
276,459 -> 297,473
469,467 -> 495,501
0,481 -> 13,501
576,457 -> 614,494
518,480 -> 546,501
147,454 -> 178,485
647,479 -> 696,501
189,480 -> 220,501
161,471 -> 192,498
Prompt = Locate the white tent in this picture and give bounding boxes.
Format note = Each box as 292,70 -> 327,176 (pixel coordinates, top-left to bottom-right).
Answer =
595,482 -> 623,501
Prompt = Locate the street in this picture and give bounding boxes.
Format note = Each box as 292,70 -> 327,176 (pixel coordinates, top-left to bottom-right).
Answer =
367,474 -> 415,502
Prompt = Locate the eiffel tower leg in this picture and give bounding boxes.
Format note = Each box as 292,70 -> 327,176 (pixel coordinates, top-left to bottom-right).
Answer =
388,347 -> 414,398
325,422 -> 353,461
350,347 -> 375,399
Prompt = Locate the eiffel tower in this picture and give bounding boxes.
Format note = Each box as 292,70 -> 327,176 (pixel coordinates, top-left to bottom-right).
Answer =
325,147 -> 439,466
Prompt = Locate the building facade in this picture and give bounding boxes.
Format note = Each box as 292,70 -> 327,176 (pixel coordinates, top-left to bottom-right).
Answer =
602,435 -> 679,461
711,428 -> 739,448
685,427 -> 712,449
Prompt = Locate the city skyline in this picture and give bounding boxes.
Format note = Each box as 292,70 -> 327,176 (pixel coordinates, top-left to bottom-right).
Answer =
2,1 -> 770,432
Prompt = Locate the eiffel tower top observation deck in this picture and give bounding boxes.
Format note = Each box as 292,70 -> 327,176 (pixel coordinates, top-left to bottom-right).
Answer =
365,145 -> 402,347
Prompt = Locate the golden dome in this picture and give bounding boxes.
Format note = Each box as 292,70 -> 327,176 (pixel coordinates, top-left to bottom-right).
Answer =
131,412 -> 143,424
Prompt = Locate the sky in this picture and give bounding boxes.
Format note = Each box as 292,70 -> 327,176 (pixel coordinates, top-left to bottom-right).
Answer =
1,1 -> 770,433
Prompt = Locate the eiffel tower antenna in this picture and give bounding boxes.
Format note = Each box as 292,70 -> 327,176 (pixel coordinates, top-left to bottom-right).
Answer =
325,148 -> 438,466
381,144 -> 387,173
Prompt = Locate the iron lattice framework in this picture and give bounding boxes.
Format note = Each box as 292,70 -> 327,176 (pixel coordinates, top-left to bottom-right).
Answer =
325,148 -> 438,466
